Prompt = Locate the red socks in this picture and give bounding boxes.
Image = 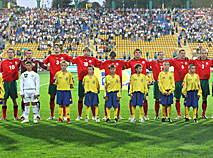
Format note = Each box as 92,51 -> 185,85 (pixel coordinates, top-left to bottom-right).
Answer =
50,101 -> 55,117
2,106 -> 7,118
165,105 -> 168,116
175,101 -> 181,116
144,101 -> 148,116
78,101 -> 83,117
91,105 -> 95,117
63,105 -> 66,117
202,102 -> 207,116
155,102 -> 160,116
129,101 -> 132,115
13,105 -> 18,118
117,102 -> 120,117
104,103 -> 107,117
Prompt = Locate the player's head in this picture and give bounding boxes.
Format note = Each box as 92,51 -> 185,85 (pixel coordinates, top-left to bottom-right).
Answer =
109,51 -> 116,60
60,60 -> 68,71
25,60 -> 33,71
88,65 -> 94,74
26,49 -> 33,59
158,52 -> 164,61
109,64 -> 116,74
188,64 -> 196,74
83,47 -> 91,57
54,44 -> 61,54
146,72 -> 150,76
7,48 -> 15,59
134,64 -> 142,73
163,61 -> 170,71
201,49 -> 208,59
134,49 -> 142,59
179,49 -> 186,59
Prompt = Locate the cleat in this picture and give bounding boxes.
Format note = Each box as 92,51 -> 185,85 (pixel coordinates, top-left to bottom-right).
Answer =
175,115 -> 181,119
63,116 -> 67,121
21,119 -> 29,123
75,116 -> 82,121
19,116 -> 25,120
154,115 -> 159,120
114,118 -> 119,123
211,115 -> 213,119
57,118 -> 63,123
34,119 -> 38,123
84,118 -> 90,122
201,115 -> 208,119
161,118 -> 165,122
46,116 -> 55,120
14,117 -> 19,121
168,118 -> 172,122
128,115 -> 133,120
105,118 -> 111,123
184,116 -> 191,119
185,118 -> 189,122
139,117 -> 145,123
102,116 -> 108,120
194,119 -> 198,123
117,116 -> 124,120
0,117 -> 7,121
130,118 -> 136,122
96,118 -> 100,122
37,116 -> 42,120
144,115 -> 149,120
92,116 -> 96,120
165,116 -> 168,119
67,118 -> 71,123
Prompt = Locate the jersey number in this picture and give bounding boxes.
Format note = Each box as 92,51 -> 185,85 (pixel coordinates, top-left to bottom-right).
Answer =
56,60 -> 60,65
9,65 -> 15,70
160,66 -> 163,70
84,62 -> 88,66
181,65 -> 184,69
202,64 -> 204,69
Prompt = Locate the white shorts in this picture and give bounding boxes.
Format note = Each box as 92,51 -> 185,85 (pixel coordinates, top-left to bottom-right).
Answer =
23,90 -> 38,103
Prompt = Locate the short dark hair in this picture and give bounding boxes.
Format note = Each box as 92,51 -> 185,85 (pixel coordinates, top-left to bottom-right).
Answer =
54,44 -> 61,49
109,64 -> 116,70
109,51 -> 116,57
134,64 -> 142,71
134,49 -> 142,54
7,48 -> 15,53
179,49 -> 185,53
25,60 -> 33,65
188,64 -> 195,69
88,65 -> 94,70
158,51 -> 164,55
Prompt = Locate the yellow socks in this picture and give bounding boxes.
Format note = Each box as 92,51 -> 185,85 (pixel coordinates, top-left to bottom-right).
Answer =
167,105 -> 171,118
139,106 -> 144,118
66,106 -> 70,119
86,106 -> 90,119
114,108 -> 118,119
132,106 -> 136,118
186,107 -> 189,119
193,107 -> 197,120
161,105 -> 166,119
107,108 -> 111,119
59,106 -> 63,119
95,106 -> 99,119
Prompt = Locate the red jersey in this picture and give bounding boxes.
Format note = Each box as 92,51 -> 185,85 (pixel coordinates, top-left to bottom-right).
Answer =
192,59 -> 213,80
0,58 -> 21,81
149,60 -> 164,81
72,56 -> 101,81
43,54 -> 72,84
21,58 -> 48,73
168,59 -> 192,83
126,58 -> 150,75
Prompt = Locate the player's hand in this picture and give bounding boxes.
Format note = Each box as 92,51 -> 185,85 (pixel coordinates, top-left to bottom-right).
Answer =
167,92 -> 171,96
130,95 -> 133,100
34,95 -> 38,99
185,94 -> 188,98
197,95 -> 200,99
116,97 -> 120,101
105,97 -> 108,101
21,95 -> 24,99
144,94 -> 146,100
47,67 -> 50,71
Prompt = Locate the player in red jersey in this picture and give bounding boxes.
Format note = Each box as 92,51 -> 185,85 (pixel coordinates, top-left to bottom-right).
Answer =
71,47 -> 101,121
148,52 -> 167,119
43,44 -> 73,120
125,49 -> 150,120
99,51 -> 127,120
192,49 -> 213,119
19,49 -> 49,120
0,48 -> 21,120
168,49 -> 192,119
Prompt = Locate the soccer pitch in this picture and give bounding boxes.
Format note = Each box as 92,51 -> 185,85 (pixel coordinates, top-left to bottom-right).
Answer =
0,72 -> 213,157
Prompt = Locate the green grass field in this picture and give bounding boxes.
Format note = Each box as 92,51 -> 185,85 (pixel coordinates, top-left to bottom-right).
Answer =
0,72 -> 213,158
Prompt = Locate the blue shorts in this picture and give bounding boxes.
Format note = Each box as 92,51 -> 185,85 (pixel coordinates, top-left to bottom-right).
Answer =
0,99 -> 2,105
105,91 -> 119,108
56,90 -> 72,105
184,90 -> 198,108
131,92 -> 145,106
128,84 -> 130,95
160,91 -> 173,105
84,92 -> 99,106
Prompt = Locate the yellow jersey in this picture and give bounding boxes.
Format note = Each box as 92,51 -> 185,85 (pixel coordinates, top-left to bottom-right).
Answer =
129,73 -> 148,95
104,74 -> 121,97
83,75 -> 100,94
0,75 -> 5,99
182,73 -> 202,96
158,71 -> 175,94
54,70 -> 74,91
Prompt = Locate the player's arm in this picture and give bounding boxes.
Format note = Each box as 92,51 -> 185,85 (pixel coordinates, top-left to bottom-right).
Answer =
94,58 -> 102,67
169,73 -> 175,94
98,61 -> 105,70
144,76 -> 149,96
104,77 -> 108,100
146,61 -> 152,71
64,54 -> 73,62
158,73 -> 166,95
35,74 -> 40,98
129,75 -> 133,97
0,76 -> 5,99
71,56 -> 78,64
117,76 -> 121,99
38,60 -> 49,71
182,75 -> 187,97
43,56 -> 50,66
20,74 -> 24,98
82,77 -> 85,93
96,77 -> 100,93
70,73 -> 74,88
53,73 -> 58,86
120,60 -> 128,70
197,75 -> 202,97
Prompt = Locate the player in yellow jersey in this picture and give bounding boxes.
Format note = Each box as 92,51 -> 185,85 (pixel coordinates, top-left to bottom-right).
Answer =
104,65 -> 121,123
54,61 -> 74,123
158,61 -> 175,123
129,64 -> 148,123
182,64 -> 202,123
0,75 -> 5,105
83,65 -> 100,122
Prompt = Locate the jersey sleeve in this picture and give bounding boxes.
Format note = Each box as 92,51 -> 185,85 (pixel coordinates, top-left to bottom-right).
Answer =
64,54 -> 73,62
70,73 -> 74,88
129,75 -> 133,96
144,76 -> 149,95
104,76 -> 108,97
99,61 -> 106,70
125,61 -> 131,69
71,56 -> 78,64
166,59 -> 173,66
43,56 -> 50,65
182,75 -> 187,96
158,73 -> 166,94
38,60 -> 48,70
197,75 -> 202,97
117,76 -> 121,98
0,76 -> 5,98
96,76 -> 100,92
169,73 -> 175,94
35,73 -> 40,95
94,58 -> 101,67
20,74 -> 24,96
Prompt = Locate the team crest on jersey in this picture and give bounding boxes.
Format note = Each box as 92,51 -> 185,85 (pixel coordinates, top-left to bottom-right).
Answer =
169,76 -> 171,79
31,75 -> 34,77
189,79 -> 192,81
185,62 -> 188,65
59,77 -> 62,79
89,60 -> 92,63
86,81 -> 89,83
195,79 -> 197,81
116,80 -> 118,83
116,63 -> 119,66
206,62 -> 208,65
61,57 -> 64,60
66,77 -> 68,80
162,77 -> 165,79
141,79 -> 143,82
24,74 -> 28,78
93,80 -> 95,84
134,79 -> 137,81
142,61 -> 145,64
